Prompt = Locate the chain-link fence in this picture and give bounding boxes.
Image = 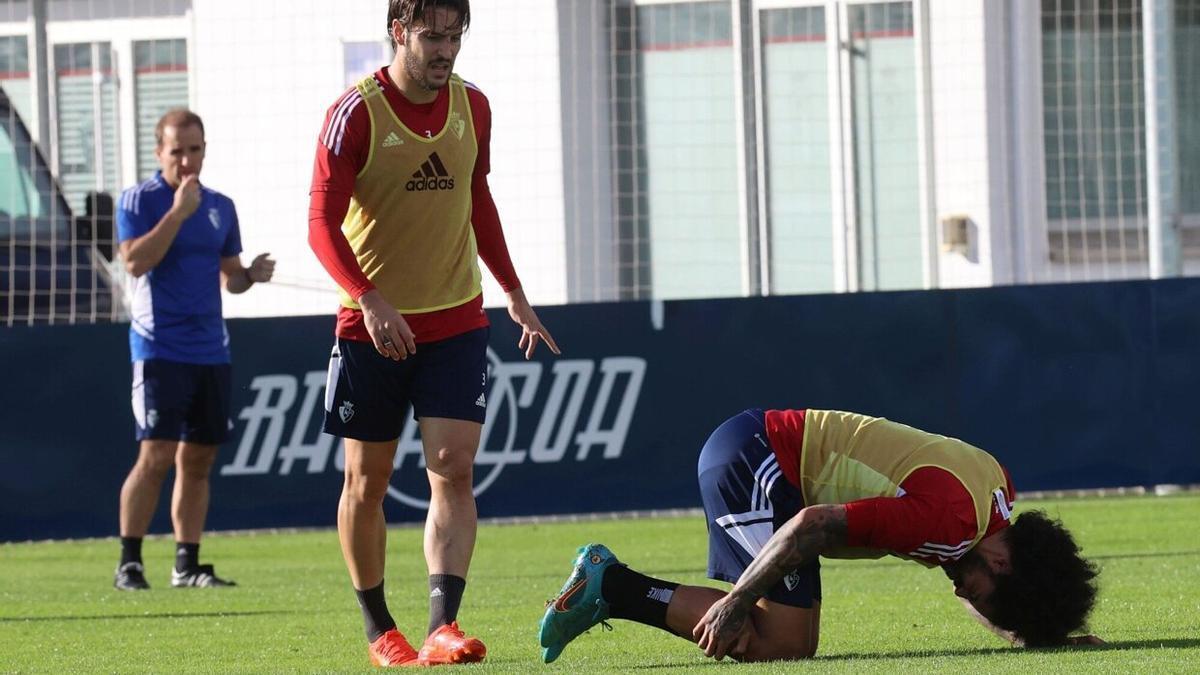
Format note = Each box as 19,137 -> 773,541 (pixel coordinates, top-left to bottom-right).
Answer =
2,0 -> 1198,325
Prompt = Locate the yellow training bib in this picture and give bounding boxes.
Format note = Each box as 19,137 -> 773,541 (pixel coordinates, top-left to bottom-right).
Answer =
339,74 -> 482,313
800,410 -> 1009,563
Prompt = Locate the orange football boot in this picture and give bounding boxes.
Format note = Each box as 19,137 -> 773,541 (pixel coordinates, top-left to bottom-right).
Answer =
417,621 -> 487,665
368,628 -> 421,668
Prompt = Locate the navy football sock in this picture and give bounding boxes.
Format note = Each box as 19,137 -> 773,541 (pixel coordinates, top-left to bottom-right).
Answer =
601,564 -> 679,632
175,542 -> 200,572
120,536 -> 143,566
428,574 -> 467,636
357,580 -> 398,643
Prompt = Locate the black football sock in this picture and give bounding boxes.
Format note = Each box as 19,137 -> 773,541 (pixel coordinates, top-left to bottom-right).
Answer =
120,536 -> 143,566
356,580 -> 397,643
175,542 -> 200,572
428,574 -> 467,636
601,564 -> 680,632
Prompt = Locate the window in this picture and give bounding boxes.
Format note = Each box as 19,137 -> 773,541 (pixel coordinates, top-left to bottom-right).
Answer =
636,1 -> 741,300
1177,0 -> 1200,218
1042,0 -> 1148,270
610,0 -> 925,297
54,42 -> 120,212
134,39 -> 188,180
1042,0 -> 1145,223
1,89 -> 68,240
846,1 -> 921,291
0,35 -> 33,126
762,6 -> 833,294
0,100 -> 45,225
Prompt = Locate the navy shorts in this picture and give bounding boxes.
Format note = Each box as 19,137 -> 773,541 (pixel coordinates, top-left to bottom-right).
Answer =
131,359 -> 232,445
697,409 -> 821,608
322,327 -> 489,442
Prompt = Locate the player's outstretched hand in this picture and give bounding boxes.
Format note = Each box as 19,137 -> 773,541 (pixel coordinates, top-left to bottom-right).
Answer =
693,594 -> 754,661
506,287 -> 560,360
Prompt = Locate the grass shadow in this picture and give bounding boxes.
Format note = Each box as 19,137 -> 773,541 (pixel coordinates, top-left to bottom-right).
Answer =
1088,638 -> 1200,650
811,646 -> 1014,661
0,609 -> 295,623
624,638 -> 1200,668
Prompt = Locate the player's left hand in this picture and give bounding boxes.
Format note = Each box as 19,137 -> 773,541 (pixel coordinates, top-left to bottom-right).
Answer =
693,594 -> 754,661
506,287 -> 560,360
248,252 -> 275,283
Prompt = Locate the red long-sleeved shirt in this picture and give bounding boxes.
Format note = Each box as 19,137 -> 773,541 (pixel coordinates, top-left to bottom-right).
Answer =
308,68 -> 520,343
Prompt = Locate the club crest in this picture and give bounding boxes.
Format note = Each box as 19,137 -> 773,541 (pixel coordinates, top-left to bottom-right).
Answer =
339,400 -> 355,423
784,570 -> 801,591
448,112 -> 465,140
208,208 -> 221,230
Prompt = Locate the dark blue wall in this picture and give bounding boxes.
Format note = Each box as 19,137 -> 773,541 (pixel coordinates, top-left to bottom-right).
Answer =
2,279 -> 1197,542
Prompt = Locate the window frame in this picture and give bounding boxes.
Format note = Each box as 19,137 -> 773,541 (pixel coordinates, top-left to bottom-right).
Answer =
625,0 -> 937,297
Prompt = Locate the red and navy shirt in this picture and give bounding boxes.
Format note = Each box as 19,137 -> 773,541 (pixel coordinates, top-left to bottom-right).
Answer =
766,409 -> 1016,566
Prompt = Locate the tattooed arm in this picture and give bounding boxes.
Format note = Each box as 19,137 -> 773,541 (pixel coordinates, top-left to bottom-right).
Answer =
692,504 -> 848,660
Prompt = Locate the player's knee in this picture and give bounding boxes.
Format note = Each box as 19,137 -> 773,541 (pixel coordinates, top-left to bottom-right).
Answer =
795,640 -> 818,659
425,447 -> 474,485
342,467 -> 392,504
740,639 -> 816,662
176,448 -> 217,478
738,622 -> 818,663
135,450 -> 175,478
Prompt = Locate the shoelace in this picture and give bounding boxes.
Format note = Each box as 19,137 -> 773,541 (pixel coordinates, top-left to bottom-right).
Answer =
539,595 -> 614,636
378,636 -> 413,662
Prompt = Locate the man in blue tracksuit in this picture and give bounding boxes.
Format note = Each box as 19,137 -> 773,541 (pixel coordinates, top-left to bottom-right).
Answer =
112,108 -> 275,590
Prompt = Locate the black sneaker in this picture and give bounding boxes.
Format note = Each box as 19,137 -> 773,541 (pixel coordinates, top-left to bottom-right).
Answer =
114,562 -> 150,591
171,563 -> 237,588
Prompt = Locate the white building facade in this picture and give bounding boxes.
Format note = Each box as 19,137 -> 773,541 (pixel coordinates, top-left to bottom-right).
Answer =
1,0 -> 1196,320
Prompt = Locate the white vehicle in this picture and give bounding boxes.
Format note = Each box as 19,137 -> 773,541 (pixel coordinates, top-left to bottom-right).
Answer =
1,84 -> 118,324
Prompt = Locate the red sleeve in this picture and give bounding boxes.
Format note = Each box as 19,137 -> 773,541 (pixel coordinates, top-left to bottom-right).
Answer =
843,467 -> 980,565
764,409 -> 806,489
466,84 -> 520,293
308,87 -> 374,300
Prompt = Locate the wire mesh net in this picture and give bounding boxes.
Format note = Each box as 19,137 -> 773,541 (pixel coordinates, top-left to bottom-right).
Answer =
1,0 -> 1197,326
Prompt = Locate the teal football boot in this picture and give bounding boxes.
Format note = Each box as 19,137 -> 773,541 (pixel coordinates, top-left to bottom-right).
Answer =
539,543 -> 621,663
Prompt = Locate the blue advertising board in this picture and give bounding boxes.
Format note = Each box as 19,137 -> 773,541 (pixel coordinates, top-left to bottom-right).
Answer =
1,278 -> 1198,542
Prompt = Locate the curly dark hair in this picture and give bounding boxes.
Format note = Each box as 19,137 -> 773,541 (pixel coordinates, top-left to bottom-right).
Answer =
989,510 -> 1099,647
387,0 -> 471,49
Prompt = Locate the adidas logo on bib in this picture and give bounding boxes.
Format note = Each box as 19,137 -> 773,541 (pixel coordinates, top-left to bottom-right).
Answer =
406,152 -> 456,192
382,131 -> 404,148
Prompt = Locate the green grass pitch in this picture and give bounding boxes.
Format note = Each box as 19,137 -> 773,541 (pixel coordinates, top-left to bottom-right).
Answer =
1,495 -> 1198,673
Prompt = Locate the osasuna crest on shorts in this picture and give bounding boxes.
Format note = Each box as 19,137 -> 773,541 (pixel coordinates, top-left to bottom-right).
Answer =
322,328 -> 490,442
130,359 -> 232,444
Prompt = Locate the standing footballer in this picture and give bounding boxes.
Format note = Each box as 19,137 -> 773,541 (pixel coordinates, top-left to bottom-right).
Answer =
308,0 -> 559,667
